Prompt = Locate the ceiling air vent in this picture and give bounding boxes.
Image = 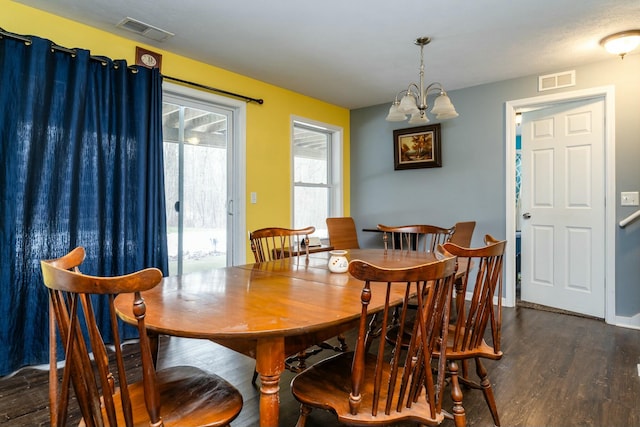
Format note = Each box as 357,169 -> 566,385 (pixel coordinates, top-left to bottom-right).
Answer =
116,17 -> 174,42
538,70 -> 576,92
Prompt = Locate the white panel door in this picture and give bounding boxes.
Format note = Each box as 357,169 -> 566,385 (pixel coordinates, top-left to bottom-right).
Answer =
520,98 -> 605,317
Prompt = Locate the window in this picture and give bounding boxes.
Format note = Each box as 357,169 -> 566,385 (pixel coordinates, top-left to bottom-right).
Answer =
292,118 -> 343,239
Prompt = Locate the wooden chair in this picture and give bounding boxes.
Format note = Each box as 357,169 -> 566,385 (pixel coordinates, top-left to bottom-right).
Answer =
440,234 -> 507,427
448,221 -> 476,317
249,226 -> 315,262
326,216 -> 360,249
449,221 -> 476,247
378,223 -> 455,330
41,247 -> 243,427
249,226 -> 345,383
377,223 -> 455,252
290,251 -> 458,427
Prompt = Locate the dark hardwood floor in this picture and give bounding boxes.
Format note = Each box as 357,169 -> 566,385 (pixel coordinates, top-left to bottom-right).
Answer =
1,305 -> 639,426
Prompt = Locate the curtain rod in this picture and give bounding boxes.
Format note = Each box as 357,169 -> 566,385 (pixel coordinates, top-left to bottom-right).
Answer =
0,27 -> 264,105
162,75 -> 263,105
0,27 -> 112,64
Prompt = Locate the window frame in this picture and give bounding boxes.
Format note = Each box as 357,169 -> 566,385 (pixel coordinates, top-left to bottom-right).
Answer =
291,116 -> 343,238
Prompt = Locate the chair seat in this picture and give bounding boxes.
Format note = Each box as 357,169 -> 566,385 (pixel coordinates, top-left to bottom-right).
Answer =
291,352 -> 444,426
82,365 -> 243,427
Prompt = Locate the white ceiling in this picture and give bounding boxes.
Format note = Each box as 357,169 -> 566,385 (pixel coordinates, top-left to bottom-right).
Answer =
12,0 -> 640,109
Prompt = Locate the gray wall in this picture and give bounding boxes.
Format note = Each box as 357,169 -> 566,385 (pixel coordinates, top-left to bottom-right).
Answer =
350,54 -> 640,319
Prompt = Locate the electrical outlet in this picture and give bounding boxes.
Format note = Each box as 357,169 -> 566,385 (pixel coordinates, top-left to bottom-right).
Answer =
250,192 -> 257,204
621,192 -> 639,206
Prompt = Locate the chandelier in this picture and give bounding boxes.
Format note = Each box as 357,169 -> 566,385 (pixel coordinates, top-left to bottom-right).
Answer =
385,37 -> 458,124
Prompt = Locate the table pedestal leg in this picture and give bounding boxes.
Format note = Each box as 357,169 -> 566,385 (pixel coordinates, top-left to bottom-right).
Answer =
256,337 -> 285,427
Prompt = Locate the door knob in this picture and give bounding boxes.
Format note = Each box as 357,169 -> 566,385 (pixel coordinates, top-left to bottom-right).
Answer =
522,212 -> 531,219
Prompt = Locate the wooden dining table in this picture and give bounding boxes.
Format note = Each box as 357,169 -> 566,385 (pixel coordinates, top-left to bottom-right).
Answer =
114,248 -> 456,427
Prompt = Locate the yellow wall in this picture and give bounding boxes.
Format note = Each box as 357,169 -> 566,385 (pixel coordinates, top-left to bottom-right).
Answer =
3,0 -> 350,261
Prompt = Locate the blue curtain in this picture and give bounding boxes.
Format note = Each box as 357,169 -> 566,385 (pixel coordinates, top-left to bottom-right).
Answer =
0,34 -> 168,376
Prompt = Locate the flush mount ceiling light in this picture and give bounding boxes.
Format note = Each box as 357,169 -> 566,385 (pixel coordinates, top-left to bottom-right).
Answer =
385,37 -> 458,124
600,30 -> 640,59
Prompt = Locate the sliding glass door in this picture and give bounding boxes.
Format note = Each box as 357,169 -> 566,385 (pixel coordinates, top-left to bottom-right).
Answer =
162,93 -> 235,275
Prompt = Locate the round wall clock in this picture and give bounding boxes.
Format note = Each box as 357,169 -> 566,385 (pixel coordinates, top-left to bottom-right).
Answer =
135,46 -> 162,70
140,53 -> 157,67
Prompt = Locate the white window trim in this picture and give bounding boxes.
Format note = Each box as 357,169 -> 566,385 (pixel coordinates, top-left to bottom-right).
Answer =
290,115 -> 344,226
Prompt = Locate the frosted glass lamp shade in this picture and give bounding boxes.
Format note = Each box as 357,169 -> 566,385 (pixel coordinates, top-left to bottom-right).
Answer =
601,30 -> 640,57
385,103 -> 407,121
398,93 -> 419,115
430,93 -> 458,119
408,111 -> 429,124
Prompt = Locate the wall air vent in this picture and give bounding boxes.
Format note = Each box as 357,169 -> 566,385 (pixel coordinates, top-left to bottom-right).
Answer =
116,17 -> 174,42
538,70 -> 576,92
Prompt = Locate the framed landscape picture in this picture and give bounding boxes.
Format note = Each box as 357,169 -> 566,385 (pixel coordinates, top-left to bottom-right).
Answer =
393,124 -> 441,170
